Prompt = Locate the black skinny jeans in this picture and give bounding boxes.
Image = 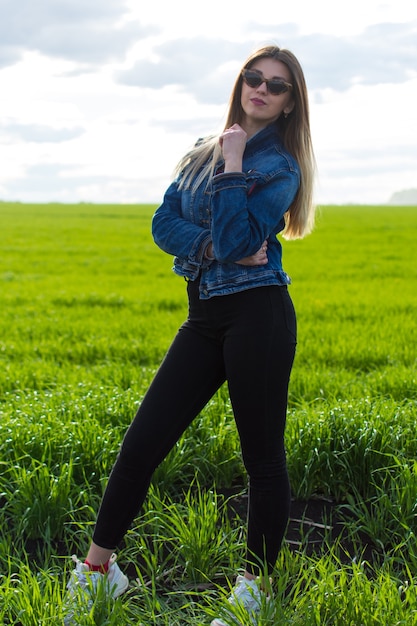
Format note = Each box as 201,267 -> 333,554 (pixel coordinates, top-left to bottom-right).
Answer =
93,280 -> 297,574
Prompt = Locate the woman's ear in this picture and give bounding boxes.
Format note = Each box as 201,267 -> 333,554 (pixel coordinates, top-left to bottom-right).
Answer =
283,101 -> 295,117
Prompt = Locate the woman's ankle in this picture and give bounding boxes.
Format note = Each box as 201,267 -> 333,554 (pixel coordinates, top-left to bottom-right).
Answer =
85,559 -> 109,573
85,542 -> 114,572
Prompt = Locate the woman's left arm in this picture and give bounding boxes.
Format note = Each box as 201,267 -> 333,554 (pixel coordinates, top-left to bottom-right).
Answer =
210,169 -> 299,263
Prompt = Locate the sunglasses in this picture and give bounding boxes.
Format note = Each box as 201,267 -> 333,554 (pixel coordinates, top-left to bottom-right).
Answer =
241,69 -> 292,95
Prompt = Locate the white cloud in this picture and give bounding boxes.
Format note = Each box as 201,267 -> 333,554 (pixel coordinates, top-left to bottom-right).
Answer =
0,0 -> 147,67
311,76 -> 417,203
0,0 -> 416,204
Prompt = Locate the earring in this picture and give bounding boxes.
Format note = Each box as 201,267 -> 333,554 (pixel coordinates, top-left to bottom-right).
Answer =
284,111 -> 289,118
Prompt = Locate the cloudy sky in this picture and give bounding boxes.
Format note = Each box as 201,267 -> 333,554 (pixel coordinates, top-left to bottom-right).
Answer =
1,0 -> 416,205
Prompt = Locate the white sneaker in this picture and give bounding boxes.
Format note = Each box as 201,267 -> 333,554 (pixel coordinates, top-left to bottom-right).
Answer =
64,553 -> 129,625
211,575 -> 262,626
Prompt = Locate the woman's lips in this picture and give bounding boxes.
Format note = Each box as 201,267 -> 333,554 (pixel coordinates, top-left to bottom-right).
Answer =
250,98 -> 266,105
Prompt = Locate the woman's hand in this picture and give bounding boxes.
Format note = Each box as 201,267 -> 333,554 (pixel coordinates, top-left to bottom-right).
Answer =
236,240 -> 268,266
219,124 -> 247,173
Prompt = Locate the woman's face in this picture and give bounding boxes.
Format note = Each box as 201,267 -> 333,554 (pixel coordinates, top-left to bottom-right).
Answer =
240,57 -> 294,134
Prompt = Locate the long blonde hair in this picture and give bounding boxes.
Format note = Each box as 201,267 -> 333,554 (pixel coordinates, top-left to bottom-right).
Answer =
174,45 -> 316,239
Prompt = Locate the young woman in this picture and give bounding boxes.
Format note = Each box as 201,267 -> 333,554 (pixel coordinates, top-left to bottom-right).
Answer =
65,44 -> 316,625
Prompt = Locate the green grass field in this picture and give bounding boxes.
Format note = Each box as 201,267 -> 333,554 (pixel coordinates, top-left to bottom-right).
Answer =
1,202 -> 416,624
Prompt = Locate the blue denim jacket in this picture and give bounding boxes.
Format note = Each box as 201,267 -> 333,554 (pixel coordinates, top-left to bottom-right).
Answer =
152,123 -> 300,299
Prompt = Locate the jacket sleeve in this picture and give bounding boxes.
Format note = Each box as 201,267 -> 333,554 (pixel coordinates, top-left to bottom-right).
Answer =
210,168 -> 299,263
152,179 -> 212,268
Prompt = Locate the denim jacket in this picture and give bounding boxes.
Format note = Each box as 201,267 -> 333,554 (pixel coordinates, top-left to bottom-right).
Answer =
152,123 -> 300,299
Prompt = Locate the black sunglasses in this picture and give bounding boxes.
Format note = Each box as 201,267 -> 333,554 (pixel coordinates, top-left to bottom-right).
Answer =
241,69 -> 292,95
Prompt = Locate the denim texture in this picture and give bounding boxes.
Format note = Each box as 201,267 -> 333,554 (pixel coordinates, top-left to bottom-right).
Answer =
152,123 -> 300,299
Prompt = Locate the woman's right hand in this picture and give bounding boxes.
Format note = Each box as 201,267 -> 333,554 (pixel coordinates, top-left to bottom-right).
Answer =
236,240 -> 268,266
